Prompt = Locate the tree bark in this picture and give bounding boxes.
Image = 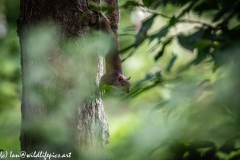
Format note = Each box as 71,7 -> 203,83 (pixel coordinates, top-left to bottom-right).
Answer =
17,0 -> 111,159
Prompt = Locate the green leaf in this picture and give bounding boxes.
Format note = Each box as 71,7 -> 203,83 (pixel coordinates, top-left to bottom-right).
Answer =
195,39 -> 212,50
220,141 -> 236,154
177,30 -> 203,52
202,148 -> 217,159
142,0 -> 154,8
128,83 -> 157,98
149,26 -> 169,42
135,14 -> 158,47
135,73 -> 155,87
166,53 -> 177,72
219,136 -> 240,154
194,0 -> 219,14
154,71 -> 164,84
151,1 -> 162,9
168,16 -> 178,26
212,4 -> 233,22
170,141 -> 186,155
184,150 -> 201,160
178,34 -> 195,52
177,1 -> 196,19
148,139 -> 169,156
121,1 -> 144,9
149,100 -> 169,113
138,14 -> 158,35
154,38 -> 172,61
188,140 -> 215,150
231,24 -> 240,31
193,49 -> 209,65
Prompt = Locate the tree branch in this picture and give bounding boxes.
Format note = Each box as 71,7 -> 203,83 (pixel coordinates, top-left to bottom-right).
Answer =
145,10 -> 214,28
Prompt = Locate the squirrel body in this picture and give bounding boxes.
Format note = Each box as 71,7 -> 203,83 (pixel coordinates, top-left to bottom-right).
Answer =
99,12 -> 131,93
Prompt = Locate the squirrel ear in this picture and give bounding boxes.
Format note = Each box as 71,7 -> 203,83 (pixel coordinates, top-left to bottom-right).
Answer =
127,76 -> 131,80
118,75 -> 123,82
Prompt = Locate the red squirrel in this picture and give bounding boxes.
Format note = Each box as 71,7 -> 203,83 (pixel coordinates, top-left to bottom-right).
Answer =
99,12 -> 131,93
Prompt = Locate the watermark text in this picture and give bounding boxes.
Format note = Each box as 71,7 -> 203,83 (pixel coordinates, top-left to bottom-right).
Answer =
0,151 -> 71,160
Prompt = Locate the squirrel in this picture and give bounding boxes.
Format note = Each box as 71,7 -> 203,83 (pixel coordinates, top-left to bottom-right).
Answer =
98,12 -> 131,93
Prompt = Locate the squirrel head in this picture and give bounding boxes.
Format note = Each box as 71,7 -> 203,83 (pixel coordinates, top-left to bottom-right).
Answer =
117,75 -> 131,93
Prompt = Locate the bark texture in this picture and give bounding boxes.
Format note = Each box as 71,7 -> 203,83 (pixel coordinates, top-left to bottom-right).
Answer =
105,0 -> 119,34
18,0 -> 111,159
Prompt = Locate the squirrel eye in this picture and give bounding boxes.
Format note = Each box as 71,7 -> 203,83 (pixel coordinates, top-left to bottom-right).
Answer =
121,83 -> 125,86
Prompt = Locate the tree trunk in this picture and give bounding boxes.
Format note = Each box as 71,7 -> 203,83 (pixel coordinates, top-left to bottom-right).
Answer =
17,0 -> 112,159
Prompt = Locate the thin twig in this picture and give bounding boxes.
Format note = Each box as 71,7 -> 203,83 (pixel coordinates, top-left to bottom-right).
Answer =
179,19 -> 213,28
145,10 -> 214,28
119,33 -> 136,37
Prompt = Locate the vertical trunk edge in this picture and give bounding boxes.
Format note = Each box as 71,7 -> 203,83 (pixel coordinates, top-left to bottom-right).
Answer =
18,0 -> 109,159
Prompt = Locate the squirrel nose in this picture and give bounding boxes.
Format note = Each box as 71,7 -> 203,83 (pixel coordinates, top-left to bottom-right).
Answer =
126,88 -> 130,93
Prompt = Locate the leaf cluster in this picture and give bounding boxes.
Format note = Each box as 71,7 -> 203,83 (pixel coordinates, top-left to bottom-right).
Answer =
104,1 -> 240,159
122,0 -> 240,65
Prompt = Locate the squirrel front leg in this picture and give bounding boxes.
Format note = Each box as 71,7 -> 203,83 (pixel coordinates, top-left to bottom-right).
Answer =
98,12 -> 131,93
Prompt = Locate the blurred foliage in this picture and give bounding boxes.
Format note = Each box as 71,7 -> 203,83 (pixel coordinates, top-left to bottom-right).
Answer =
0,0 -> 21,155
1,0 -> 240,160
104,0 -> 240,160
